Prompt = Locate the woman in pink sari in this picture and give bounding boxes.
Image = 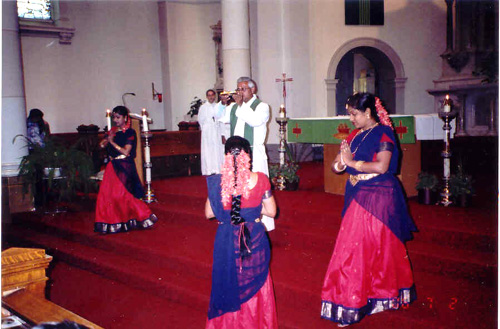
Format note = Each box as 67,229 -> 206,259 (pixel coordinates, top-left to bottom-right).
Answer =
205,136 -> 278,329
321,93 -> 417,327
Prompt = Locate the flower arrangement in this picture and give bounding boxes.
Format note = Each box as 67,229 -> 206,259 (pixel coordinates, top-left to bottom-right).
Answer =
269,161 -> 300,190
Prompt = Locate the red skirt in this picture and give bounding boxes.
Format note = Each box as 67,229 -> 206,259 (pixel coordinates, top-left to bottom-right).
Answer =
95,162 -> 156,234
205,273 -> 278,329
321,199 -> 415,325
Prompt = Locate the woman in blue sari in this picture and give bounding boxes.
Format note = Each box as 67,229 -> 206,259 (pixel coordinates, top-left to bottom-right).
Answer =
205,136 -> 278,329
321,93 -> 417,327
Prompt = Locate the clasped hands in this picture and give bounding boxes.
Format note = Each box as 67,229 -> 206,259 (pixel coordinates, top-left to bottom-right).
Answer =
340,139 -> 353,166
333,140 -> 352,172
99,130 -> 116,148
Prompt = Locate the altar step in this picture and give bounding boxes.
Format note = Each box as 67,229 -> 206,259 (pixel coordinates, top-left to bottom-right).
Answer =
5,219 -> 493,329
4,182 -> 496,329
152,190 -> 496,285
155,189 -> 497,254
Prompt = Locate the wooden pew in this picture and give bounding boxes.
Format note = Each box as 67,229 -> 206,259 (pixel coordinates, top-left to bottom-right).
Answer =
2,248 -> 103,329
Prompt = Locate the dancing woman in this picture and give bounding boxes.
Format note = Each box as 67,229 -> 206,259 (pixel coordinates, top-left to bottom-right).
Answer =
205,136 -> 278,329
321,93 -> 417,327
95,106 -> 157,234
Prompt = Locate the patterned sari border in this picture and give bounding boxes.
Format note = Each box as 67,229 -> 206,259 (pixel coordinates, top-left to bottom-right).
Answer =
94,213 -> 158,234
321,285 -> 416,325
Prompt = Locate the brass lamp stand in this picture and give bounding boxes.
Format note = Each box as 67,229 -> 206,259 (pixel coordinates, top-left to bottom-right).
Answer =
438,96 -> 457,206
275,105 -> 288,191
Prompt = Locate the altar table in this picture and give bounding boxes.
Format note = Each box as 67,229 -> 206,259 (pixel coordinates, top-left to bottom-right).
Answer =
287,114 -> 447,197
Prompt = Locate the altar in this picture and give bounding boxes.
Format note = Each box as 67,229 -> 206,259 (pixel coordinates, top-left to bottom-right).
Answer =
287,114 -> 451,197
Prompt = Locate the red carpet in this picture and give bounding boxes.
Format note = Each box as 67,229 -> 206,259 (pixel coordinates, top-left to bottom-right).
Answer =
2,162 -> 497,329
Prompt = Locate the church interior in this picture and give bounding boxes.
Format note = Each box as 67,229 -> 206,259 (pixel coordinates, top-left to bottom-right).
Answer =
1,0 -> 498,328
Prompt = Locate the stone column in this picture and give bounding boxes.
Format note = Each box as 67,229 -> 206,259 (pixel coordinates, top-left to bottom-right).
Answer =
445,0 -> 454,52
221,0 -> 251,90
325,79 -> 339,117
2,0 -> 28,177
394,77 -> 407,114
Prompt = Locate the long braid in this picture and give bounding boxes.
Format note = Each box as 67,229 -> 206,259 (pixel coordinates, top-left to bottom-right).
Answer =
229,153 -> 251,258
220,136 -> 253,259
230,153 -> 244,226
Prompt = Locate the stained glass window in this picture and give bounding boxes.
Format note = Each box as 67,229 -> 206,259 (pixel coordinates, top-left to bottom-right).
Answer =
17,0 -> 52,20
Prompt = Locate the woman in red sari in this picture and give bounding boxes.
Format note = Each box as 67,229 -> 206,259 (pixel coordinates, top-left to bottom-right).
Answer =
95,106 -> 157,234
321,93 -> 417,327
205,136 -> 278,329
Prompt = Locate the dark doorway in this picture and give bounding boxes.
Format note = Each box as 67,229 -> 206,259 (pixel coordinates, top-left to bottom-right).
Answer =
335,46 -> 396,115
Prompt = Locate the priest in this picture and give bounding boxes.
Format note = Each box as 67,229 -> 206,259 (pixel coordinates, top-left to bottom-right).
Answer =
220,77 -> 275,231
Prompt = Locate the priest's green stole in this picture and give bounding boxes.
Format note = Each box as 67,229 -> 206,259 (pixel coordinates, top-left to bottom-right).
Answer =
230,98 -> 262,148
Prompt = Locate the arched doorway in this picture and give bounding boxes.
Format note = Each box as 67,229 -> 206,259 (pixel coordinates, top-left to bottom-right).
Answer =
325,38 -> 407,116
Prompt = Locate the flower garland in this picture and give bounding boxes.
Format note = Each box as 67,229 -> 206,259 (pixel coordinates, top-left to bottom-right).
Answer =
221,150 -> 251,206
375,97 -> 393,128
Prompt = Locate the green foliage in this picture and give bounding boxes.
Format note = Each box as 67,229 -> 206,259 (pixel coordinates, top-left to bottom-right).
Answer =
269,161 -> 300,184
449,166 -> 474,197
187,97 -> 203,118
14,135 -> 95,201
416,172 -> 439,191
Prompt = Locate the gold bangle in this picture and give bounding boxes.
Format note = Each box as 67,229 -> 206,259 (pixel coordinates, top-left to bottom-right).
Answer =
354,161 -> 365,172
116,145 -> 122,151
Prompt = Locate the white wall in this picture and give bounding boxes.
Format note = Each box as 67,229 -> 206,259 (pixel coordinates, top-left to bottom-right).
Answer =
165,1 -> 221,128
306,0 -> 446,117
20,1 -> 164,133
249,0 -> 312,144
17,0 -> 446,141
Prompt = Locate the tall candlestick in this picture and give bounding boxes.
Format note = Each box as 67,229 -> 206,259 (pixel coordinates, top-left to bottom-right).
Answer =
142,108 -> 149,132
443,94 -> 451,113
106,109 -> 112,132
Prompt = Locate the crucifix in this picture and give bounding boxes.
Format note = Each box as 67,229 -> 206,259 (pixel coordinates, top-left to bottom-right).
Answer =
275,73 -> 293,109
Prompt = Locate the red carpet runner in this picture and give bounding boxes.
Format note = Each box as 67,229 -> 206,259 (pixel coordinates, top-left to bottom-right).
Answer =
3,162 -> 497,329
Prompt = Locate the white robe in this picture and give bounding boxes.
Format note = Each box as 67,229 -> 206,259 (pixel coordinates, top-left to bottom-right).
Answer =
220,95 -> 275,231
198,101 -> 224,175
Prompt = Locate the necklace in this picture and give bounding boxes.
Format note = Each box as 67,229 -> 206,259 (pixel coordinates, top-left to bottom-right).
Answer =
350,123 -> 378,155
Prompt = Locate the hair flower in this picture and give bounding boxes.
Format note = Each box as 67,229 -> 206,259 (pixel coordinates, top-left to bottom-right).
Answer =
375,97 -> 393,128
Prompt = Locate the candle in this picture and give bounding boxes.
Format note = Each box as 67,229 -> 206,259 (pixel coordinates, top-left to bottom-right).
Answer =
144,146 -> 151,163
443,95 -> 451,113
106,109 -> 112,132
444,158 -> 450,179
279,104 -> 286,118
142,108 -> 149,132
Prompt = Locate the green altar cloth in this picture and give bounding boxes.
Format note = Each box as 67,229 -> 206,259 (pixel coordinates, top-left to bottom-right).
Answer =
287,115 -> 415,144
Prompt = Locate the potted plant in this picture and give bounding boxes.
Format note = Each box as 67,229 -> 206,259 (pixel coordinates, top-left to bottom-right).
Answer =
187,97 -> 203,120
269,161 -> 300,191
15,135 -> 95,205
449,167 -> 474,207
415,172 -> 439,205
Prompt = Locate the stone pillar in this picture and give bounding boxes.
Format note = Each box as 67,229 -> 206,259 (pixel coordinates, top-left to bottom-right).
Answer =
2,0 -> 28,177
394,77 -> 407,114
325,79 -> 339,117
445,0 -> 454,52
221,0 -> 251,90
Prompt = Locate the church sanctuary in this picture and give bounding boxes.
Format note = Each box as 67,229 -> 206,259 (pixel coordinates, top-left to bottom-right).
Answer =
2,0 -> 497,328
